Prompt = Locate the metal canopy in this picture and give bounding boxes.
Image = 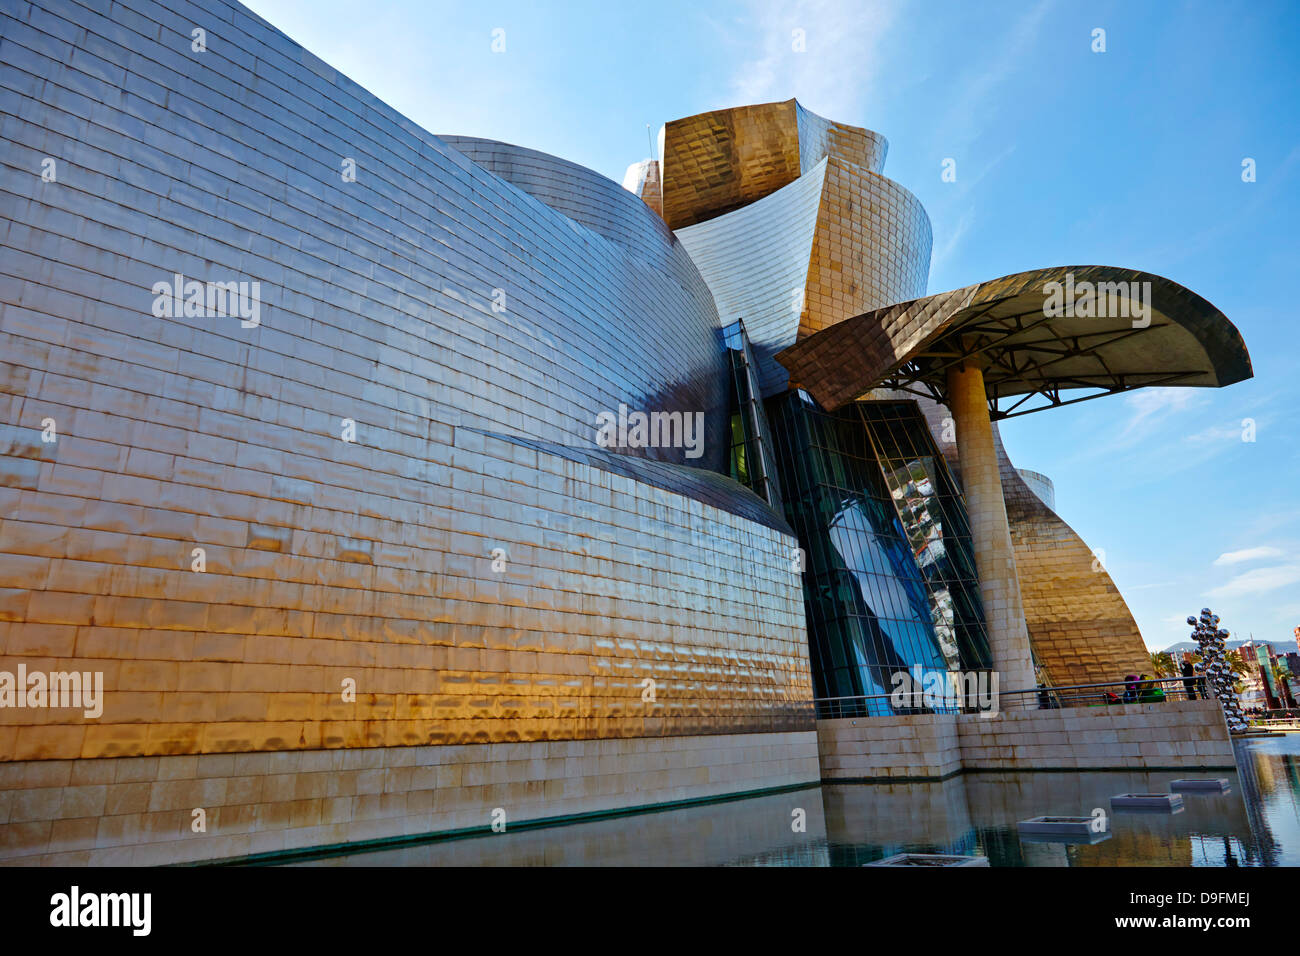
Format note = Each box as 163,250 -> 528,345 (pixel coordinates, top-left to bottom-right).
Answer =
775,266 -> 1253,418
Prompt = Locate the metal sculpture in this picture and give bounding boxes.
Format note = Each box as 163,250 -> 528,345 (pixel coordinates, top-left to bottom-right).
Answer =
1187,608 -> 1248,733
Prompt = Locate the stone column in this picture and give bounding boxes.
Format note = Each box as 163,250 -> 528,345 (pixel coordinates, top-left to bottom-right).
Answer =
947,363 -> 1037,692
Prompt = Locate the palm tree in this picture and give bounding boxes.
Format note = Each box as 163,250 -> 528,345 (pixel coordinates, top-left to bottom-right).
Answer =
1223,649 -> 1250,698
1225,649 -> 1247,677
1149,651 -> 1176,678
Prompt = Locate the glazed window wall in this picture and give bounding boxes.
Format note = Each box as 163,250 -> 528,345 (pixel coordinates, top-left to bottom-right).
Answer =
722,321 -> 783,510
858,401 -> 993,680
766,392 -> 992,716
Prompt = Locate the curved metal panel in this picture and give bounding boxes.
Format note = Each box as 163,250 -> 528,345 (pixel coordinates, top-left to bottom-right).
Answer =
0,0 -> 812,765
795,100 -> 888,175
801,158 -> 932,340
441,135 -> 672,258
661,98 -> 889,229
677,156 -> 932,397
778,265 -> 1254,414
999,442 -> 1151,686
1016,469 -> 1055,511
677,162 -> 828,394
622,158 -> 664,219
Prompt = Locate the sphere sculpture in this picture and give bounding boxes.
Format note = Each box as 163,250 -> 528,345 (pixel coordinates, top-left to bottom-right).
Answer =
1186,608 -> 1248,733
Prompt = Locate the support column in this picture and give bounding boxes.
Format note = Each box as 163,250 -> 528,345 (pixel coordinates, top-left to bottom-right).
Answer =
947,363 -> 1037,692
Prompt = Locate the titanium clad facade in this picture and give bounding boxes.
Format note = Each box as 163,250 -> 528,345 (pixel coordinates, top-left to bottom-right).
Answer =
1016,470 -> 1055,511
0,0 -> 813,777
0,0 -> 730,471
800,158 -> 931,340
661,100 -> 805,229
659,98 -> 889,229
794,101 -> 888,176
621,158 -> 664,220
673,104 -> 931,398
677,165 -> 827,396
439,136 -> 684,275
996,432 -> 1150,686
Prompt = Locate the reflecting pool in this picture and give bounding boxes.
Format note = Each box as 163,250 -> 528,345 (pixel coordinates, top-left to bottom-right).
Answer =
294,736 -> 1300,866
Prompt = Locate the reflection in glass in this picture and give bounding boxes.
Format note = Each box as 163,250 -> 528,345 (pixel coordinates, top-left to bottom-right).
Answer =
721,321 -> 782,509
766,393 -> 992,716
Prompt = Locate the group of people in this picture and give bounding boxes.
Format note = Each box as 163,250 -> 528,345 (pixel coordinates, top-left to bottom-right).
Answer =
1119,660 -> 1202,703
1120,674 -> 1167,704
1033,661 -> 1206,709
1245,706 -> 1300,718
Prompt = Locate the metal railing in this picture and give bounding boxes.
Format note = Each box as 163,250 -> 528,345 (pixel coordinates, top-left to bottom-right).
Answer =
816,692 -> 936,720
998,676 -> 1207,712
1245,710 -> 1300,728
814,676 -> 1209,719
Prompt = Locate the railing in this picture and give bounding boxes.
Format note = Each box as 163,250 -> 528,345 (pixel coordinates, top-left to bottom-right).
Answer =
998,676 -> 1207,712
816,692 -> 929,720
814,676 -> 1209,719
1246,710 -> 1300,728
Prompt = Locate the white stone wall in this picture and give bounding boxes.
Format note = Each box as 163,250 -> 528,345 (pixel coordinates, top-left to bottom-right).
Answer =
816,700 -> 1236,781
957,701 -> 1236,771
817,714 -> 962,780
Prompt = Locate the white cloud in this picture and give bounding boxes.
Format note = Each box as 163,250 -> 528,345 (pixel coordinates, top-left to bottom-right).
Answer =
1206,564 -> 1300,599
1187,422 -> 1248,443
723,0 -> 905,121
1213,546 -> 1285,567
1116,388 -> 1200,443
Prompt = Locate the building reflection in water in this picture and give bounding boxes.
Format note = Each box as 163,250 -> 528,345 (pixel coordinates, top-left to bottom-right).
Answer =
295,787 -> 829,867
296,739 -> 1300,866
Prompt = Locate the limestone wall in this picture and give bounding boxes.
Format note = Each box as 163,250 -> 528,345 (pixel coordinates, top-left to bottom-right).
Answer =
817,700 -> 1237,781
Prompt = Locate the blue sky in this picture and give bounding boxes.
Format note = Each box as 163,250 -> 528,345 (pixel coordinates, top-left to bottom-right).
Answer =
244,0 -> 1300,652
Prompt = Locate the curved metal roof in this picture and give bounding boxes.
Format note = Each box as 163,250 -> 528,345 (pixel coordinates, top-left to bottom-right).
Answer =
776,265 -> 1253,419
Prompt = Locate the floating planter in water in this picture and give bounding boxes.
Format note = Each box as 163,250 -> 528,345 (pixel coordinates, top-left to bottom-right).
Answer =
1017,816 -> 1111,843
1170,778 -> 1230,793
864,853 -> 989,867
1111,793 -> 1184,810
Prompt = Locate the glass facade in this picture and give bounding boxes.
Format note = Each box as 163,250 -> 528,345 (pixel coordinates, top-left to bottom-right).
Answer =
722,321 -> 783,510
858,401 -> 992,678
765,391 -> 992,716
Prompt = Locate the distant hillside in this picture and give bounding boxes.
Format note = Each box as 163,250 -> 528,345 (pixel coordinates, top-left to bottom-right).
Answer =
1162,639 -> 1300,655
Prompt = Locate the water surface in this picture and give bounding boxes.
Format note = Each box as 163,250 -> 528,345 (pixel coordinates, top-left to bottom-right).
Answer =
296,736 -> 1300,866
